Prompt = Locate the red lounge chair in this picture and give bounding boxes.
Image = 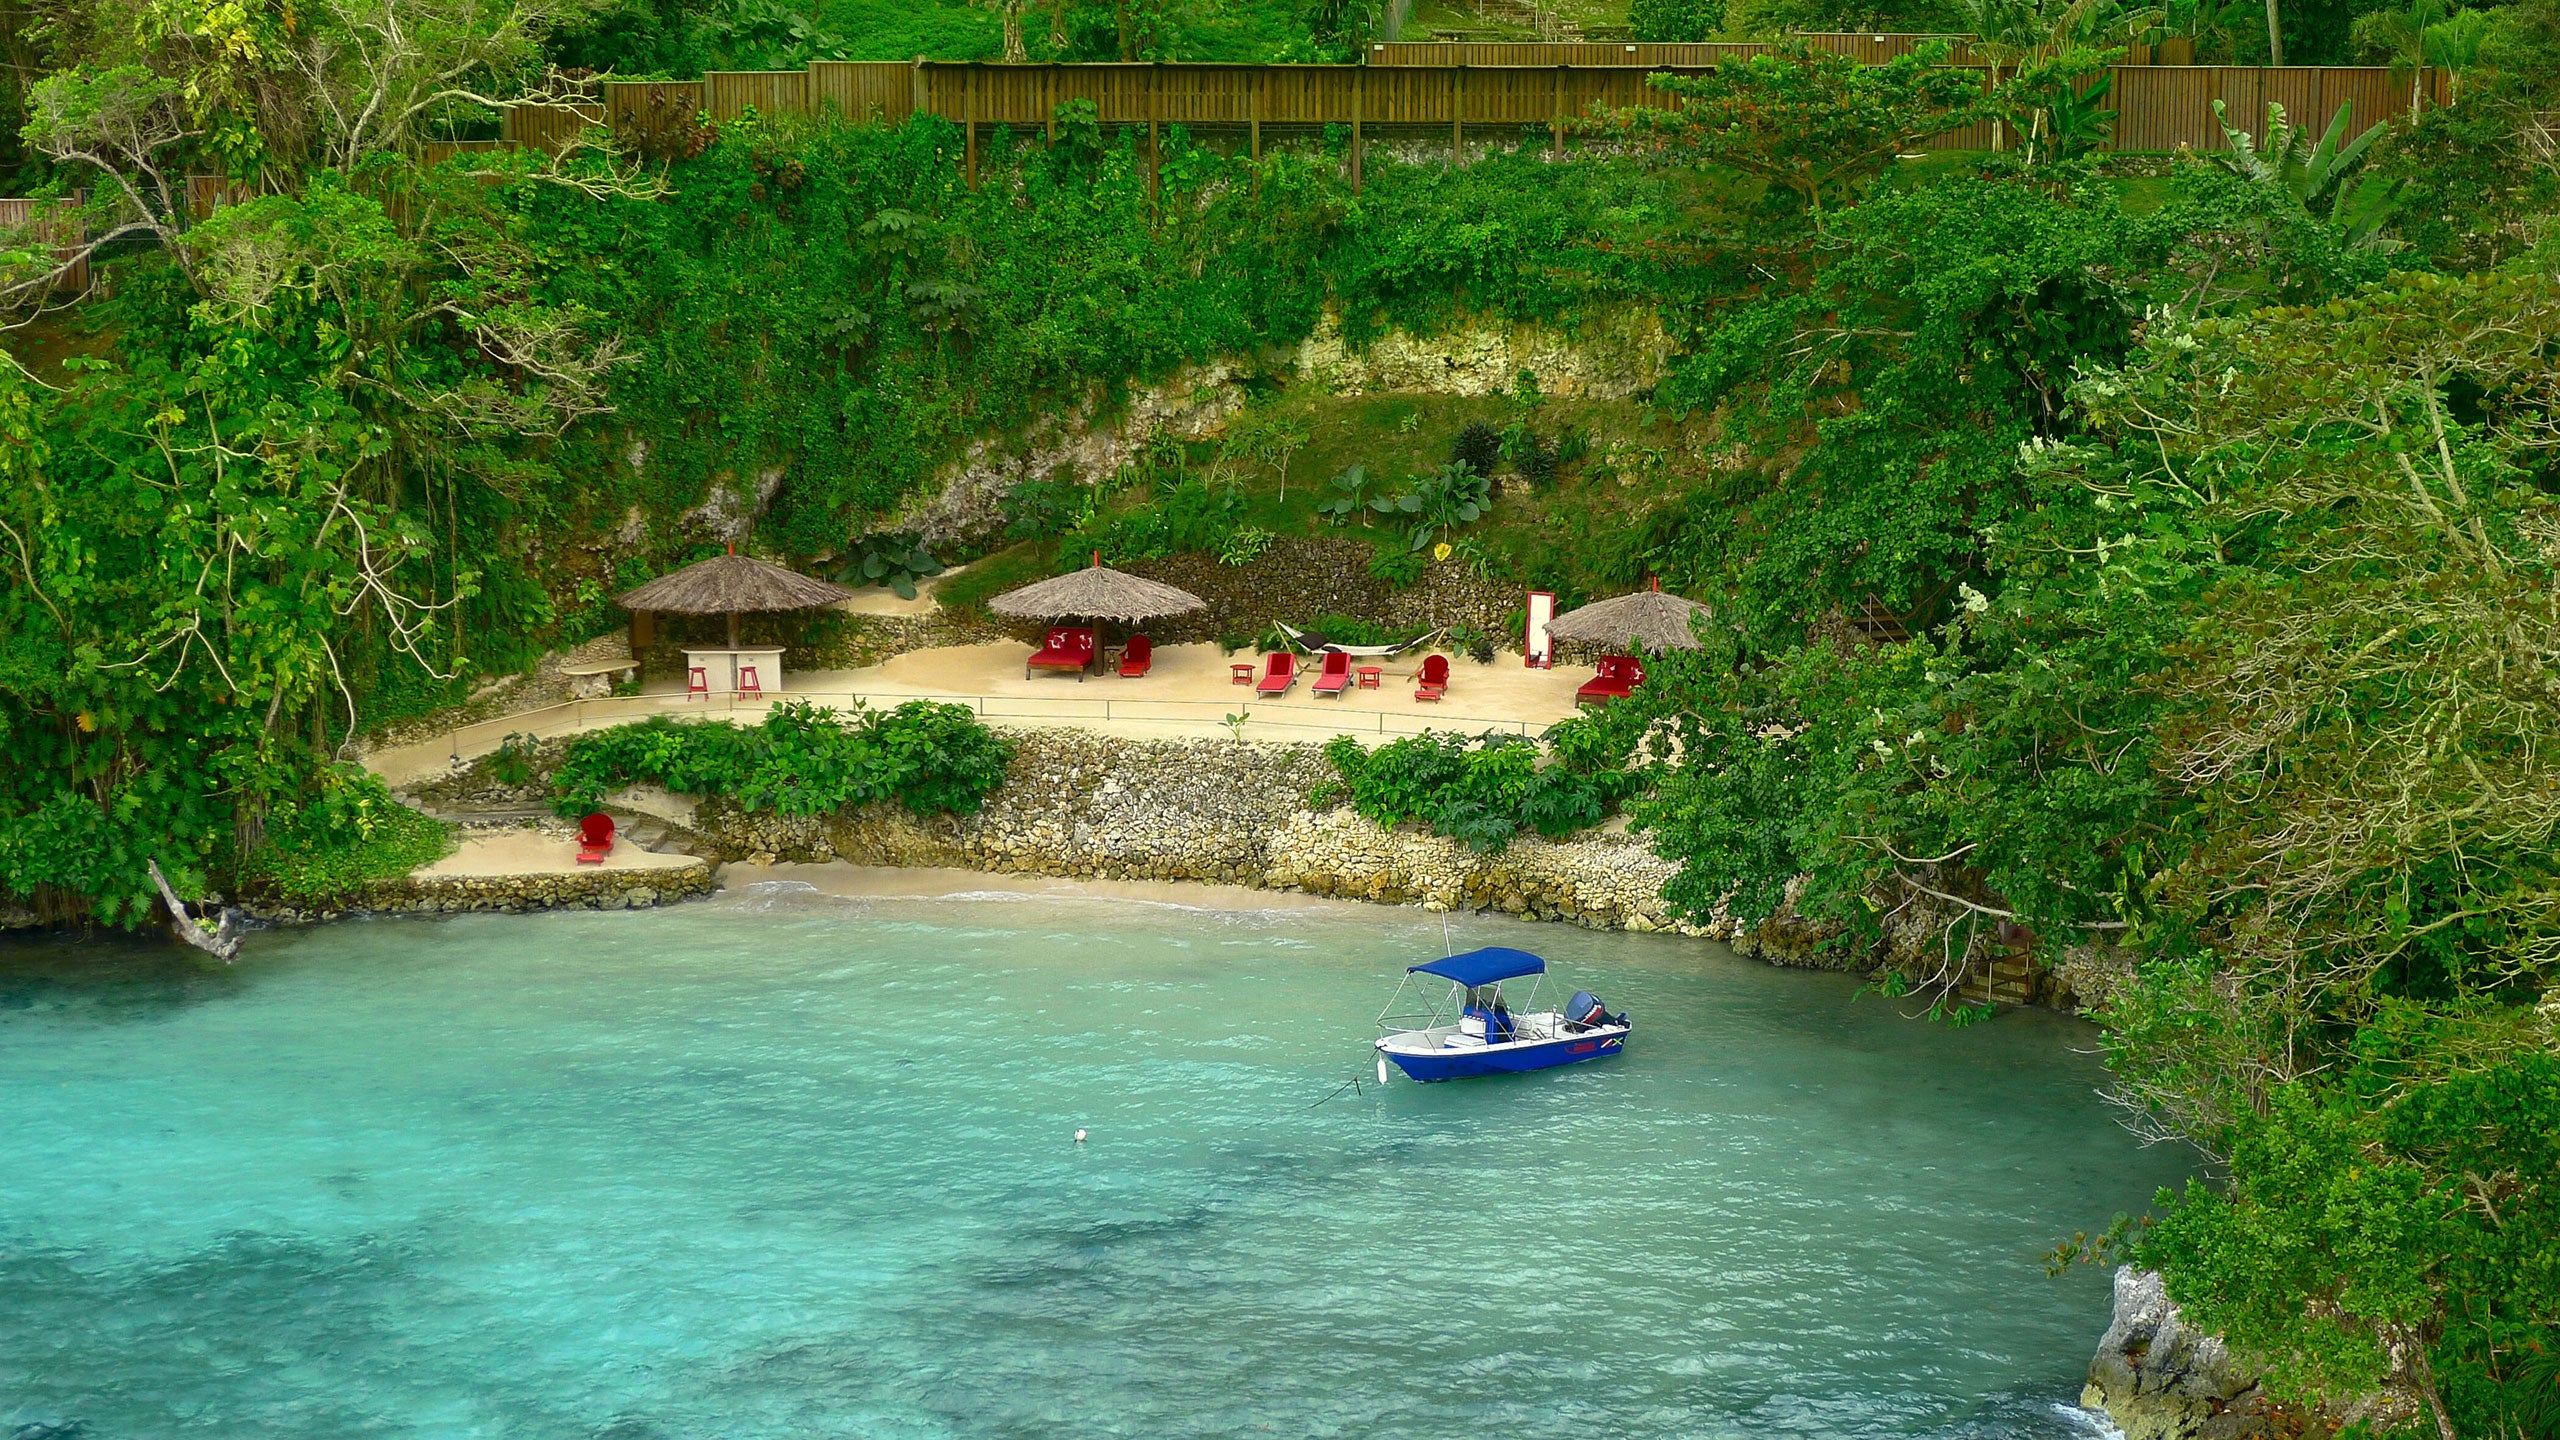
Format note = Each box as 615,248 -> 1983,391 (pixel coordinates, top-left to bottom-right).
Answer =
576,812 -> 615,865
1312,650 -> 1352,697
1118,634 -> 1153,678
1255,652 -> 1297,696
1025,626 -> 1097,680
1576,654 -> 1647,708
1414,654 -> 1449,702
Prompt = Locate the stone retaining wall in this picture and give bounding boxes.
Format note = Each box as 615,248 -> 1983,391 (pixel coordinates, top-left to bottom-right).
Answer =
241,859 -> 717,924
688,728 -> 1744,942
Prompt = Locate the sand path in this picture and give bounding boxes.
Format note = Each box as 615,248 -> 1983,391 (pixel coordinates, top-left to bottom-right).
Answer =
369,641 -> 1597,788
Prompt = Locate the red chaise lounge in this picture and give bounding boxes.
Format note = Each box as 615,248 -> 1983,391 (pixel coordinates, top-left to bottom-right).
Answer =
1118,634 -> 1153,677
1413,654 -> 1449,702
1311,650 -> 1352,697
1256,652 -> 1298,696
1026,626 -> 1097,680
1576,654 -> 1646,708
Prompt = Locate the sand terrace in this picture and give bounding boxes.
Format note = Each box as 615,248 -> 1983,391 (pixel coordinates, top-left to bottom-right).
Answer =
368,641 -> 1596,788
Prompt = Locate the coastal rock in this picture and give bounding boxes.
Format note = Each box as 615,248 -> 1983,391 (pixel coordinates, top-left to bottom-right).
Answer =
2082,1269 -> 2294,1440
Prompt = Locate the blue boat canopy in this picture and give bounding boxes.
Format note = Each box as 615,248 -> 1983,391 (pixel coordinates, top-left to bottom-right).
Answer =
1409,947 -> 1546,988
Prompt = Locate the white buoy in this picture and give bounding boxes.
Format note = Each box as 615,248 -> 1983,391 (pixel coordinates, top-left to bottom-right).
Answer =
1376,1057 -> 1390,1085
1073,1128 -> 1087,1144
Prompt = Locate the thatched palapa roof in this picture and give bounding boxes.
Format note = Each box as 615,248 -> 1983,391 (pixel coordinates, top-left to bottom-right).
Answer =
1547,587 -> 1713,653
989,561 -> 1205,624
617,553 -> 857,614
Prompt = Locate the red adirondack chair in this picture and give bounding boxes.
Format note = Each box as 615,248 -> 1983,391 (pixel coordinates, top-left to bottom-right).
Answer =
576,812 -> 615,865
1414,654 -> 1450,702
1118,634 -> 1153,677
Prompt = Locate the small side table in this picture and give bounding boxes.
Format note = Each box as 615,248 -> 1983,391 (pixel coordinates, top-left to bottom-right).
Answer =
1230,662 -> 1256,685
1356,665 -> 1383,689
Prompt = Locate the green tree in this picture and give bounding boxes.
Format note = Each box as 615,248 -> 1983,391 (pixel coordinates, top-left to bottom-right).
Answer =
1610,41 -> 1986,224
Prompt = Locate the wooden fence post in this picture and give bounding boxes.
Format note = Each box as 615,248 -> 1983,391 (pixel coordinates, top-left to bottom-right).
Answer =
1351,68 -> 1364,194
965,64 -> 978,189
1451,66 -> 1463,165
1250,70 -> 1263,166
1552,65 -> 1565,160
1148,62 -> 1161,204
1045,66 -> 1057,146
912,56 -> 927,122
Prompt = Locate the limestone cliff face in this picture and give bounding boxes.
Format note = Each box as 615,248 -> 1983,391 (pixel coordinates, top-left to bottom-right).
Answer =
893,306 -> 1670,550
1288,307 -> 1671,401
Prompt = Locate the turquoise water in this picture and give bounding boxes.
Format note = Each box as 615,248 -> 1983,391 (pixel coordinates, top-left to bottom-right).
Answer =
1,883 -> 2188,1439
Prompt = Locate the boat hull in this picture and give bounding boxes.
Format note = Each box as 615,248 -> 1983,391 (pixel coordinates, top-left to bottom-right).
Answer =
1376,1027 -> 1628,1082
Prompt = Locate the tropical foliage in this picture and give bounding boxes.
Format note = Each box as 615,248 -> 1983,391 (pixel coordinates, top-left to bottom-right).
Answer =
549,700 -> 1012,818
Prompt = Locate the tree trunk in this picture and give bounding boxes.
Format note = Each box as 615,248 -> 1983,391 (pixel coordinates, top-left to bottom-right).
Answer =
1003,0 -> 1027,62
1049,0 -> 1069,49
148,859 -> 244,963
2264,0 -> 2284,65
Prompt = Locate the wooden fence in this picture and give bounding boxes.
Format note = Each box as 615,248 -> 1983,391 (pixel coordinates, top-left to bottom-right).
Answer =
577,58 -> 2436,181
1368,34 -> 1987,65
0,196 -> 90,294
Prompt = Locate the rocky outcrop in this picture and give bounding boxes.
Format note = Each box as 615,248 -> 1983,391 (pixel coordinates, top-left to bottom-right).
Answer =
2084,1269 -> 2282,1440
896,361 -> 1253,549
1292,306 -> 1670,401
240,860 -> 717,924
2079,1268 -> 2423,1440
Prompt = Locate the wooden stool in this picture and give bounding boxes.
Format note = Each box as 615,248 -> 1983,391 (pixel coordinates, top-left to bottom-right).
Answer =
735,665 -> 761,698
686,666 -> 709,701
1230,662 -> 1255,685
1356,666 -> 1382,689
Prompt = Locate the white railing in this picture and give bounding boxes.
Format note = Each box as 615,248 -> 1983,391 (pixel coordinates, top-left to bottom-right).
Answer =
371,686 -> 1547,775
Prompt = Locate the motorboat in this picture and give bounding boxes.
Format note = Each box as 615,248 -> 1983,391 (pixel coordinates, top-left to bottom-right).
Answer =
1374,946 -> 1629,1083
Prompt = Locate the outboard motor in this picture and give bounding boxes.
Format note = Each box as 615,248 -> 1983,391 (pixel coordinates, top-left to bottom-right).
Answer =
1568,991 -> 1613,1030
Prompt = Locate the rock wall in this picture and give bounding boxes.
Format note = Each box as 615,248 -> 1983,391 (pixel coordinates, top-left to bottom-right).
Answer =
240,860 -> 718,924
688,728 -> 1728,939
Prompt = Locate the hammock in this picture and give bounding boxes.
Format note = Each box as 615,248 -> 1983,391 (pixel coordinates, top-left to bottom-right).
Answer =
1272,621 -> 1441,659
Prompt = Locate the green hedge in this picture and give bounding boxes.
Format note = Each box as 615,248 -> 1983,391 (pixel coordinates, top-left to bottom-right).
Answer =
1320,730 -> 1638,853
550,700 -> 1012,820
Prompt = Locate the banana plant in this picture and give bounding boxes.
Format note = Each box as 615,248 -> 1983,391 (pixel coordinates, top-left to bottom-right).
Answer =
2212,98 -> 2403,249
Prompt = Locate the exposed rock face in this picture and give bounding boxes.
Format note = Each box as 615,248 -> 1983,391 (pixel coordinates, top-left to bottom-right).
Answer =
896,361 -> 1251,549
895,307 -> 1669,552
1291,307 -> 1671,401
2083,1269 -> 2309,1440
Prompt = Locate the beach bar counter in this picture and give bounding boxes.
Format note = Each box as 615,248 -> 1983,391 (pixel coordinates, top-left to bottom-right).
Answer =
682,645 -> 787,698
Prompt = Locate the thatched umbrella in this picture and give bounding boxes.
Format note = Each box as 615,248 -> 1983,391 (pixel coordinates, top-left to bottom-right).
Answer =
1547,582 -> 1713,654
617,546 -> 858,647
988,555 -> 1206,626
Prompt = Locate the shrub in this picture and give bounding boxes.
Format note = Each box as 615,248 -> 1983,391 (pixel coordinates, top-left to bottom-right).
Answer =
243,766 -> 454,904
550,700 -> 1012,819
1320,731 -> 1628,853
1450,420 -> 1503,475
